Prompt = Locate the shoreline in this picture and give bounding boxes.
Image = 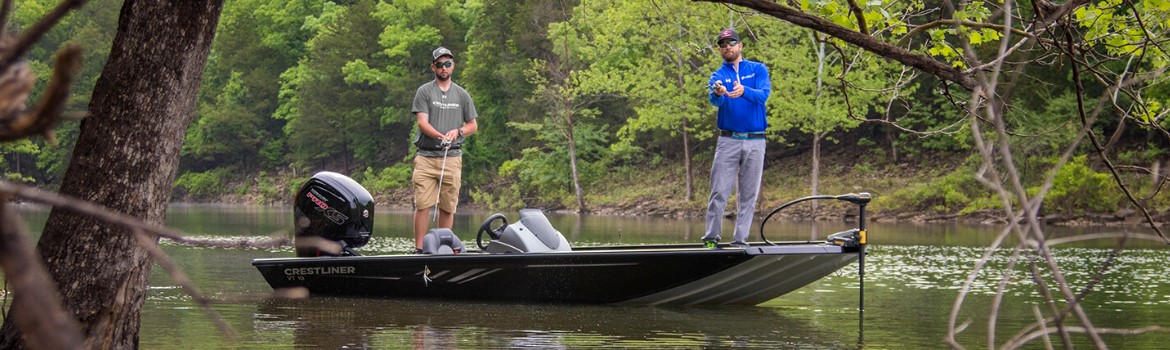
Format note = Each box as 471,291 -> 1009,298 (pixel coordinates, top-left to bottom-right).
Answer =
164,195 -> 1168,229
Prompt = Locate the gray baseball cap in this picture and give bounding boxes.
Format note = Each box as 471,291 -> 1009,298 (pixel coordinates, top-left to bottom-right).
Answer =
432,47 -> 454,61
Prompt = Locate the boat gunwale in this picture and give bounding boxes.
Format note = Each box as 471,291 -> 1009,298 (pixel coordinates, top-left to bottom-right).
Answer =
251,240 -> 853,265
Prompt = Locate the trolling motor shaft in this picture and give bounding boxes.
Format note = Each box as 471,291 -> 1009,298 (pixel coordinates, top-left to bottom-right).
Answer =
758,192 -> 871,340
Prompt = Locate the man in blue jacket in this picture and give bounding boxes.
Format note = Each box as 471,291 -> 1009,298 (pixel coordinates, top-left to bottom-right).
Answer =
702,29 -> 771,249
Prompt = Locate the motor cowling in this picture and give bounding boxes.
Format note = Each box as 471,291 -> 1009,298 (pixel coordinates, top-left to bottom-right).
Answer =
294,172 -> 374,257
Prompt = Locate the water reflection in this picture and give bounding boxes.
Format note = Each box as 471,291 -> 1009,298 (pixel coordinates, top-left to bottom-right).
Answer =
253,297 -> 848,349
13,205 -> 1170,348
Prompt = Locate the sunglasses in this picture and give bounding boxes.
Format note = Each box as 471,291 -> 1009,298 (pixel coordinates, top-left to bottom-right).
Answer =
718,40 -> 739,48
434,61 -> 453,68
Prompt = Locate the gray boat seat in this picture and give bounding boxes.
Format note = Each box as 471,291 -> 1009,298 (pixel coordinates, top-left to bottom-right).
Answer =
421,228 -> 465,255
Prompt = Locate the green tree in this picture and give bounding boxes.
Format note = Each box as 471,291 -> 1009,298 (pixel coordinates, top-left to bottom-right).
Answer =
184,0 -> 322,180
523,22 -> 610,212
8,0 -> 122,187
459,0 -> 577,208
562,0 -> 724,202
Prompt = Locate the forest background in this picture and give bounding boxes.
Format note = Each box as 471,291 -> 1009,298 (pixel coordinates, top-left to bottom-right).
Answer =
8,0 -> 1169,224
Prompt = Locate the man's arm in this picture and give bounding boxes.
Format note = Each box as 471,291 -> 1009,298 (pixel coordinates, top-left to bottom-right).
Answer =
416,112 -> 449,142
740,63 -> 771,105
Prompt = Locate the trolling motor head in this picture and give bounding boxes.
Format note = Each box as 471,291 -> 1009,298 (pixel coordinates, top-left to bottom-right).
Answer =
293,172 -> 375,257
835,192 -> 871,205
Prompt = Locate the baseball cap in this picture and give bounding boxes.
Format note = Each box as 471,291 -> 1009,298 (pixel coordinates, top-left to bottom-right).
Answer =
717,29 -> 740,43
432,47 -> 454,61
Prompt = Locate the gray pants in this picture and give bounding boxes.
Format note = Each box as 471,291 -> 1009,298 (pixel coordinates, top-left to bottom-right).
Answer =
703,136 -> 766,245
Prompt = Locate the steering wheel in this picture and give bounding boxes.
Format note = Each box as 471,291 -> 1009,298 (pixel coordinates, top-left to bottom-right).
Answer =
476,213 -> 509,250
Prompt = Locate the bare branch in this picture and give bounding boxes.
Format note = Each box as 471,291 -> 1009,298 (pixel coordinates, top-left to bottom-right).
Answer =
0,181 -> 212,243
0,0 -> 88,67
897,19 -> 1037,48
0,199 -> 84,349
844,0 -> 868,35
132,229 -> 236,341
1004,326 -> 1169,350
1062,29 -> 1168,244
695,0 -> 979,90
0,45 -> 83,144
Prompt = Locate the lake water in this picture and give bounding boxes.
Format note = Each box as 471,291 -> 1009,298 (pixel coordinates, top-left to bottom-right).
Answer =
13,204 -> 1170,349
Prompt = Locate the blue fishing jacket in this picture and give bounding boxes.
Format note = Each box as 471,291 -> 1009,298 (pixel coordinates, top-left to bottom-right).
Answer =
708,58 -> 771,133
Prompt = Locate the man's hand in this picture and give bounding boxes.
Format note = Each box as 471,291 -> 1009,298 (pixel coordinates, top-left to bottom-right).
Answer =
442,128 -> 460,142
713,81 -> 727,96
727,81 -> 744,98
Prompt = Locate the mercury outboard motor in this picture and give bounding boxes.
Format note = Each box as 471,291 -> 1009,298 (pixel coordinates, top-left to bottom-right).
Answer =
294,172 -> 374,257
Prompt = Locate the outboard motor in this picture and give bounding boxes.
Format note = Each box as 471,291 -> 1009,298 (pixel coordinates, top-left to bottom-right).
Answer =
294,172 -> 374,257
478,209 -> 571,254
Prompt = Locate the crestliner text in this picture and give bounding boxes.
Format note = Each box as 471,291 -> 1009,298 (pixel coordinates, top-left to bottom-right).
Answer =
285,266 -> 356,275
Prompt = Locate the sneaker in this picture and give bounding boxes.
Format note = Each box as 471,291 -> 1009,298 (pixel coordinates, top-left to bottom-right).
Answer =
702,239 -> 718,249
729,242 -> 750,249
413,248 -> 424,255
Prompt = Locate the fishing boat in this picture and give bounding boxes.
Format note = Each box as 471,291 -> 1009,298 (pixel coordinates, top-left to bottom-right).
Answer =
252,172 -> 870,306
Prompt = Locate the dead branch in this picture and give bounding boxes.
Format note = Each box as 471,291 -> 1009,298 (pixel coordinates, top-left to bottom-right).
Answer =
696,0 -> 979,90
132,229 -> 236,341
897,19 -> 1037,48
0,181 -> 288,248
0,0 -> 88,67
0,181 -> 291,344
1062,29 -> 1168,244
1003,326 -> 1170,350
0,197 -> 84,349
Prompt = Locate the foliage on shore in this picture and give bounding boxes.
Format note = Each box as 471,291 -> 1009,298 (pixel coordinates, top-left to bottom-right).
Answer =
10,0 -> 1169,226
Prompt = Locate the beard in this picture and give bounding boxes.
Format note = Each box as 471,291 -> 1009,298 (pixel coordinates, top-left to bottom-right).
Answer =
435,71 -> 451,81
722,51 -> 739,62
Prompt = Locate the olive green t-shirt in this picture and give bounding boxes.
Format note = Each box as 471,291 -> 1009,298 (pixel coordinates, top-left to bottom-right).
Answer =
411,80 -> 478,157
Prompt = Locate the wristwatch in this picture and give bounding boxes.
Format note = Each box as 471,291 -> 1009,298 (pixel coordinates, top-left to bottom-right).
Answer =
457,128 -> 464,137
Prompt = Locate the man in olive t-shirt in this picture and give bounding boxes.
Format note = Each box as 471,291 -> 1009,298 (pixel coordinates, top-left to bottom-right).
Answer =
410,46 -> 478,254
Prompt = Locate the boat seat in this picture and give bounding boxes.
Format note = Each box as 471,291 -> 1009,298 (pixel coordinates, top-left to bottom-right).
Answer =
421,228 -> 465,255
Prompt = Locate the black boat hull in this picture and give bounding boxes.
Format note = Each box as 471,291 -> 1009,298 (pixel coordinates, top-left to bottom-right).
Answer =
253,243 -> 859,305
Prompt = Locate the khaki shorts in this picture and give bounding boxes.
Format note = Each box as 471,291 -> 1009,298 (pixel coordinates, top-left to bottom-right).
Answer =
413,155 -> 462,213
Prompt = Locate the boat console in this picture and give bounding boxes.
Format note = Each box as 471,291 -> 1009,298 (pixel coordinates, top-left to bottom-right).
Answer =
477,209 -> 572,253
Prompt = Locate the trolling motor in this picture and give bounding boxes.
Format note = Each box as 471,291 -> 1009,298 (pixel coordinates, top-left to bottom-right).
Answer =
293,172 -> 375,257
759,192 -> 870,339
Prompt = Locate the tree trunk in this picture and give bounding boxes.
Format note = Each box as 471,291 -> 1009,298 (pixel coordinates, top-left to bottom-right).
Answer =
0,1 -> 223,348
811,133 -> 821,216
566,110 -> 586,213
676,55 -> 693,202
682,116 -> 693,201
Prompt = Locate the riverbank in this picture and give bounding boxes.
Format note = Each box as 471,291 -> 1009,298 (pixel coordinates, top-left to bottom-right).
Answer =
195,150 -> 1169,230
196,160 -> 1165,231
